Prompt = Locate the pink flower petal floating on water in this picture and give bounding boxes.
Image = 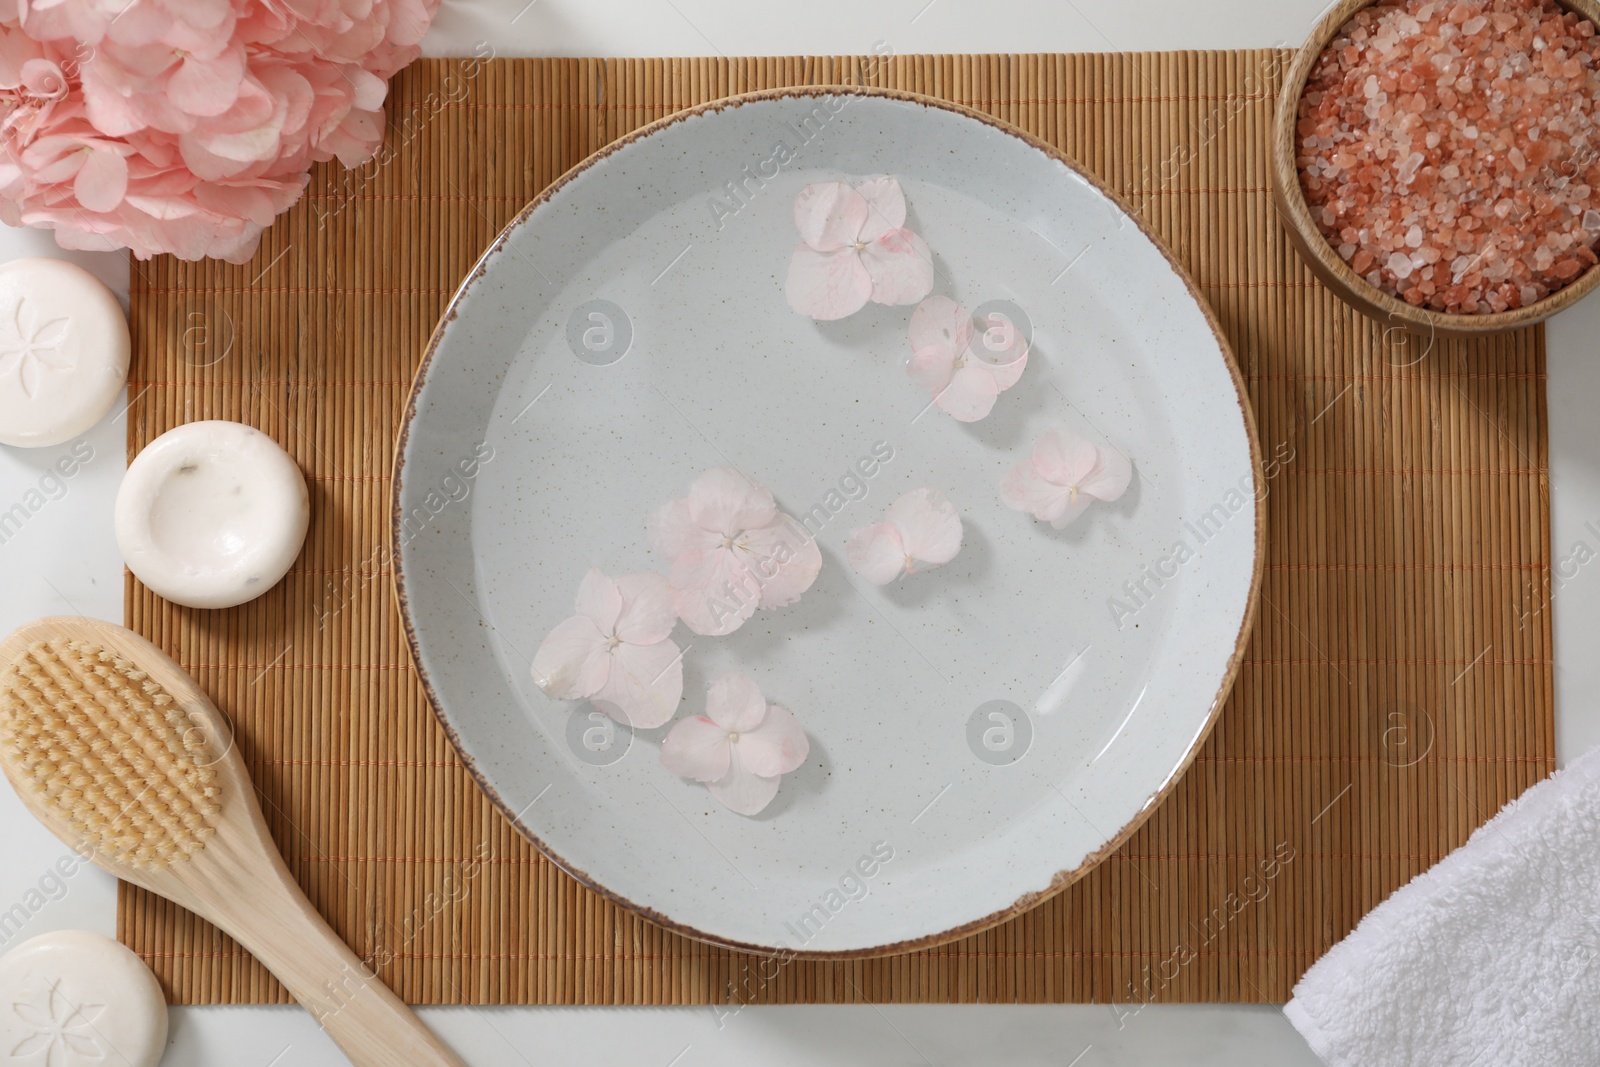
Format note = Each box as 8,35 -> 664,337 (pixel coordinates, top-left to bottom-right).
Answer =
649,467 -> 822,636
786,176 -> 935,321
1002,428 -> 1132,529
907,296 -> 1029,422
660,670 -> 810,816
846,487 -> 964,585
530,567 -> 684,728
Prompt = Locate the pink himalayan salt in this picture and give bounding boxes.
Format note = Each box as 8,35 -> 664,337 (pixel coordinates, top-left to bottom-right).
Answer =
1297,0 -> 1600,314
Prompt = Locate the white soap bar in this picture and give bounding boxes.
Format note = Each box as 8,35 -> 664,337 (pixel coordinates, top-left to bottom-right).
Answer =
116,420 -> 310,610
0,258 -> 130,449
0,930 -> 168,1067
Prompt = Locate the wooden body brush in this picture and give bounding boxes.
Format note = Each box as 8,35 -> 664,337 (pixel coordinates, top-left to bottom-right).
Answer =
0,617 -> 465,1067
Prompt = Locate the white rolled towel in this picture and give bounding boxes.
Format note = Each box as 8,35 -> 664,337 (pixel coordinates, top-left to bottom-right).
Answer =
1285,745 -> 1600,1067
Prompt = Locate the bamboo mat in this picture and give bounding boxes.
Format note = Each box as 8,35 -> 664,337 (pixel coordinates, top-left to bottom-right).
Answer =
121,52 -> 1554,1006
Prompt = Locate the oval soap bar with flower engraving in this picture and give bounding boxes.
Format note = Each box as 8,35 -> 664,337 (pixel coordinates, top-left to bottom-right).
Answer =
0,929 -> 168,1067
0,259 -> 130,449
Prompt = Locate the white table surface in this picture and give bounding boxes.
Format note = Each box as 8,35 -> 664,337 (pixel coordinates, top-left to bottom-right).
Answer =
2,1 -> 1596,1063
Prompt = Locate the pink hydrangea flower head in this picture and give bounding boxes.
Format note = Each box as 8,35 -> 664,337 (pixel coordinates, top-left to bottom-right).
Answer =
649,467 -> 822,637
660,670 -> 809,816
846,487 -> 963,585
0,0 -> 440,262
1002,428 -> 1132,529
907,296 -> 1029,422
530,568 -> 685,728
785,176 -> 935,321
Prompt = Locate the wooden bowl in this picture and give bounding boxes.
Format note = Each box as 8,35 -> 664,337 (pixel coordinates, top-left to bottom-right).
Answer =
1271,0 -> 1600,337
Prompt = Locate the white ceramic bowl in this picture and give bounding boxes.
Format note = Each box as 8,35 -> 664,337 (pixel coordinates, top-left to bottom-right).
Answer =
394,87 -> 1263,957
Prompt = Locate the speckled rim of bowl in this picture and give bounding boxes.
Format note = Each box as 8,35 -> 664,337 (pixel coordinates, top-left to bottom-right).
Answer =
1271,0 -> 1600,339
390,84 -> 1268,960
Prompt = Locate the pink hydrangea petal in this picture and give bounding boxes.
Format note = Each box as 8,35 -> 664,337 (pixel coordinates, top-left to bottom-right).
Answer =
20,3 -> 109,46
1032,429 -> 1100,486
845,522 -> 905,585
256,64 -> 314,139
669,545 -> 736,598
686,467 -> 776,537
170,0 -> 235,36
786,244 -> 873,321
969,311 -> 1028,367
860,228 -> 935,307
94,4 -> 168,48
108,1 -> 233,52
590,637 -> 683,729
706,748 -> 783,816
612,571 -> 676,645
1045,493 -> 1095,529
46,222 -> 126,254
673,586 -> 756,636
102,41 -> 184,81
740,518 -> 822,609
908,295 -> 971,358
907,344 -> 955,396
969,314 -> 1029,391
326,107 -> 386,169
386,0 -> 436,47
935,363 -> 1001,422
854,175 -> 906,242
167,46 -> 245,117
192,179 -> 281,226
17,58 -> 64,95
346,66 -> 387,112
82,81 -> 163,138
124,193 -> 200,220
735,703 -> 809,777
1001,459 -> 1069,519
78,44 -> 197,134
1001,436 -> 1115,527
179,125 -> 277,180
22,136 -> 87,183
704,670 -> 768,733
530,615 -> 611,699
649,497 -> 719,563
886,487 -> 962,566
984,348 -> 1028,392
574,567 -> 623,632
660,715 -> 731,782
73,148 -> 127,212
0,33 -> 44,88
671,559 -> 759,637
1079,446 -> 1134,502
793,179 -> 868,251
1002,461 -> 1087,527
204,230 -> 264,264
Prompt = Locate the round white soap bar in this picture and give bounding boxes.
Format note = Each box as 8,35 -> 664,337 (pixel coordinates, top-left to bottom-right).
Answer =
0,930 -> 168,1067
0,258 -> 130,449
116,420 -> 310,609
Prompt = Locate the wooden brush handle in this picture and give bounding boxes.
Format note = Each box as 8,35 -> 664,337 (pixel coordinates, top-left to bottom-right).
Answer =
224,874 -> 466,1067
0,617 -> 466,1066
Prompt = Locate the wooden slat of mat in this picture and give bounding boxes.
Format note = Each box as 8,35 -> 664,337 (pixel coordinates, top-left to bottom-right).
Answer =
121,52 -> 1554,1006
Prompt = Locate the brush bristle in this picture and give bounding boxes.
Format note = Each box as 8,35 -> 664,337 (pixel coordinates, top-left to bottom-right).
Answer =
0,639 -> 222,870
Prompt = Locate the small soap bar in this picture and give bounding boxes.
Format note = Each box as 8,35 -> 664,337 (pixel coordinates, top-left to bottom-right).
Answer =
0,930 -> 168,1067
0,258 -> 130,449
116,420 -> 310,610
